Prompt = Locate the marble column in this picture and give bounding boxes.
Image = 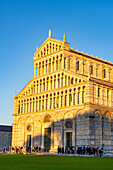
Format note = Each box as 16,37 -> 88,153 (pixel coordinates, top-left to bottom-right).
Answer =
73,118 -> 76,146
61,120 -> 64,147
50,122 -> 54,151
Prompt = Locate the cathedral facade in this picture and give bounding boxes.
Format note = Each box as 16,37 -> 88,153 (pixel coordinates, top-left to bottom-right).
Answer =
12,31 -> 113,152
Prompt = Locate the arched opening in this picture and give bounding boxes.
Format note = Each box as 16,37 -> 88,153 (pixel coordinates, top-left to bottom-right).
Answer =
43,114 -> 52,152
65,120 -> 73,128
44,114 -> 51,123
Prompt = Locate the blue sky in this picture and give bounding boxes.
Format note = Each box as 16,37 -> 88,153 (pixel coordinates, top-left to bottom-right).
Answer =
0,0 -> 113,125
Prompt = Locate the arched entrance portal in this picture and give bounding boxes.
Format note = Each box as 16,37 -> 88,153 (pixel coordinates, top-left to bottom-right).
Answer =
26,124 -> 32,147
64,120 -> 73,147
43,114 -> 52,152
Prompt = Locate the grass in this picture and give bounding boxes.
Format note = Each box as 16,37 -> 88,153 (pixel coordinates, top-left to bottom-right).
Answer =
0,155 -> 113,170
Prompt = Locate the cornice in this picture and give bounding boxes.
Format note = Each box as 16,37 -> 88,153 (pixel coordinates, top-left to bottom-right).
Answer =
89,77 -> 113,88
69,49 -> 113,66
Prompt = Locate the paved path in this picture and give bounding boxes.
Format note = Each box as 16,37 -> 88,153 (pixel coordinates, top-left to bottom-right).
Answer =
0,151 -> 113,157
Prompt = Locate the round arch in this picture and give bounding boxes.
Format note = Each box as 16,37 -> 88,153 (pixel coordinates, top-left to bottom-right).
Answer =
43,114 -> 52,123
53,112 -> 62,122
104,110 -> 112,120
63,111 -> 73,120
17,117 -> 25,125
34,115 -> 42,124
93,109 -> 102,115
74,109 -> 85,117
25,116 -> 33,125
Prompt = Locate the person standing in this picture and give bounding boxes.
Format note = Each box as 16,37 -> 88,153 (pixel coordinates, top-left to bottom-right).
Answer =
101,147 -> 103,156
19,147 -> 21,154
72,147 -> 75,154
9,147 -> 11,154
99,147 -> 102,157
26,146 -> 28,153
5,147 -> 7,154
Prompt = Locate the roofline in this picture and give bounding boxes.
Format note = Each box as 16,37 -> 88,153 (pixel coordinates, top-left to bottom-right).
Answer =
0,125 -> 12,127
89,77 -> 113,88
69,49 -> 113,66
16,78 -> 34,97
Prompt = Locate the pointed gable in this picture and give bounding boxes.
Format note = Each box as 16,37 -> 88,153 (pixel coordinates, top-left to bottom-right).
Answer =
33,37 -> 70,60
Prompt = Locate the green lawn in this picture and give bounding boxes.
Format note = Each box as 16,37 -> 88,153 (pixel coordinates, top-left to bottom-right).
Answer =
0,155 -> 113,170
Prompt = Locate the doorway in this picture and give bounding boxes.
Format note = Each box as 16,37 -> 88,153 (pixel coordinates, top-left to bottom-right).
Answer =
27,135 -> 31,147
66,132 -> 72,147
44,128 -> 51,151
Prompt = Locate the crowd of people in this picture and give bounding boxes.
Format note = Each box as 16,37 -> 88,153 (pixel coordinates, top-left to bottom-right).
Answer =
2,146 -> 42,154
2,145 -> 103,157
57,146 -> 104,157
2,147 -> 11,154
26,146 -> 41,153
3,146 -> 22,154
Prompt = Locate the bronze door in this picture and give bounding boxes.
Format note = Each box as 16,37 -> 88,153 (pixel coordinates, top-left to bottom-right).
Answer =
27,135 -> 31,147
66,132 -> 72,147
